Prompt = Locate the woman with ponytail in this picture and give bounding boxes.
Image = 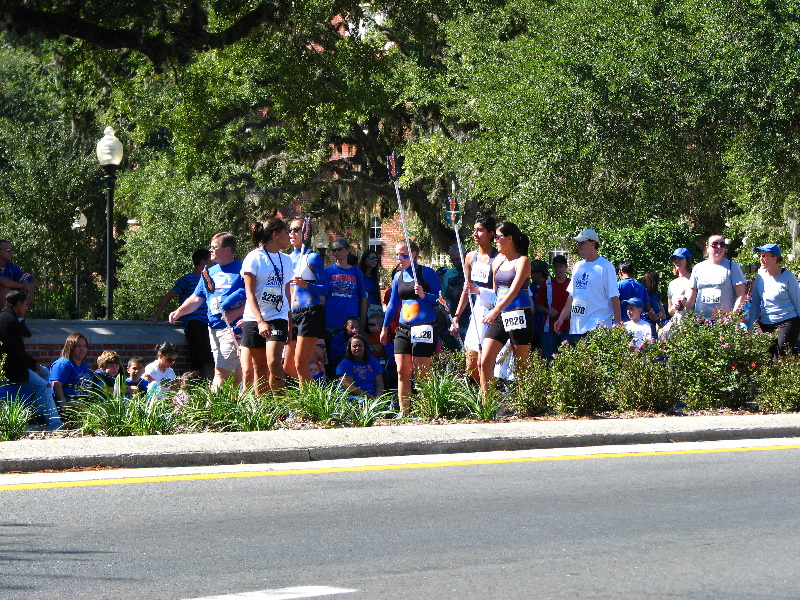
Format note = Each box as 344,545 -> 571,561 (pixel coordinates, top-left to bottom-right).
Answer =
240,219 -> 293,395
479,222 -> 533,395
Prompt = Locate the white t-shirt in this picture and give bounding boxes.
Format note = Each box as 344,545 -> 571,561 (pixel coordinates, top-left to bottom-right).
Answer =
667,276 -> 691,324
566,256 -> 620,334
241,249 -> 293,322
689,259 -> 746,319
144,361 -> 175,383
625,319 -> 653,347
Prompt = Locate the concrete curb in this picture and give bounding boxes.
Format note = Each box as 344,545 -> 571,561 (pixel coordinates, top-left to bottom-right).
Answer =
1,414 -> 799,473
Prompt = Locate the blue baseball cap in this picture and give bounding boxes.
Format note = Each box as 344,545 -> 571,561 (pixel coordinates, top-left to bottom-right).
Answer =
754,243 -> 781,258
670,247 -> 691,259
626,297 -> 644,309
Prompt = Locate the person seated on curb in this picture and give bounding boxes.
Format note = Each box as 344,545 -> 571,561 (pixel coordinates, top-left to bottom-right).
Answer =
0,290 -> 62,430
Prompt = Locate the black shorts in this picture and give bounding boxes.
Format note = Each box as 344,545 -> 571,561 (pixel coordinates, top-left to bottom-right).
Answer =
393,322 -> 438,357
484,308 -> 534,346
241,319 -> 289,348
184,319 -> 213,370
291,304 -> 325,339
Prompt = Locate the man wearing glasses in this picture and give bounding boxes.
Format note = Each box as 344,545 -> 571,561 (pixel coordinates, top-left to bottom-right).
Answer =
0,240 -> 37,310
685,235 -> 747,320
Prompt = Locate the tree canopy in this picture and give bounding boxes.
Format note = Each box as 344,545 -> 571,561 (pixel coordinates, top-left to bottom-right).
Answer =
2,0 -> 799,317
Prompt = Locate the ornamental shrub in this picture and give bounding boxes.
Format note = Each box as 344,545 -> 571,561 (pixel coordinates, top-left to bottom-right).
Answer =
757,355 -> 800,412
664,313 -> 772,409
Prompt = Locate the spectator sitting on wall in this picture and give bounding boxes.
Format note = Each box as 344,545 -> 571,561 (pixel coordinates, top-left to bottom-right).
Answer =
0,290 -> 62,430
0,240 -> 38,311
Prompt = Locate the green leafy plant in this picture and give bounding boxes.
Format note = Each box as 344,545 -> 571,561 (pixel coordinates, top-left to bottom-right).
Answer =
550,339 -> 609,415
511,352 -> 552,417
339,395 -> 393,427
665,313 -> 772,409
285,381 -> 351,424
178,377 -> 281,432
73,379 -> 179,436
413,368 -> 468,420
458,384 -> 502,421
608,342 -> 677,413
757,355 -> 800,412
0,394 -> 34,441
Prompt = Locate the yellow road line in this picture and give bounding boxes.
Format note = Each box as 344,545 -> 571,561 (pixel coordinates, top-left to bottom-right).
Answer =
2,443 -> 799,492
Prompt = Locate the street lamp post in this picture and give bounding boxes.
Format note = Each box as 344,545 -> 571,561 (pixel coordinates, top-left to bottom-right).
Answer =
95,127 -> 123,320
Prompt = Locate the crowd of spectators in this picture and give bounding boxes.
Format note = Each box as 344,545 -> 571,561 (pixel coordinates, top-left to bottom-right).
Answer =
2,224 -> 799,427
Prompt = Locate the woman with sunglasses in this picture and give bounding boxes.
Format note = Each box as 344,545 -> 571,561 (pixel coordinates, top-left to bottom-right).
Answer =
454,215 -> 498,382
685,235 -> 747,320
240,218 -> 294,395
479,222 -> 533,395
380,241 -> 441,417
324,238 -> 368,334
284,218 -> 328,384
748,243 -> 800,360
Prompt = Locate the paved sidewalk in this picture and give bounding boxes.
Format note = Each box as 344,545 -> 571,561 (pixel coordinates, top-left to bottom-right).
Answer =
2,414 -> 799,473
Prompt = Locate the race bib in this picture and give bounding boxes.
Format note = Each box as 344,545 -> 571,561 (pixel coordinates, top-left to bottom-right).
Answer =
502,309 -> 527,331
410,324 -> 434,344
261,287 -> 284,312
700,288 -> 721,304
571,301 -> 586,316
471,262 -> 490,284
209,295 -> 222,315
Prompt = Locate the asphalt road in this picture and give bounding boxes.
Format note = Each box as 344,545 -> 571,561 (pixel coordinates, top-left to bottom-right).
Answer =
2,442 -> 799,599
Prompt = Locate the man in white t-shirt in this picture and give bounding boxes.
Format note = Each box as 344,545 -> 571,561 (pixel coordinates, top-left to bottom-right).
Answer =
554,229 -> 621,342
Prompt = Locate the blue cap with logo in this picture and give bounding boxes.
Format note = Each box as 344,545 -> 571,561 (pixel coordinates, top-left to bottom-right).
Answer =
626,297 -> 644,309
670,247 -> 691,259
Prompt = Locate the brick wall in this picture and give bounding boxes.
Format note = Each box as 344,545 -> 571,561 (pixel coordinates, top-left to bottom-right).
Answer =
25,321 -> 194,373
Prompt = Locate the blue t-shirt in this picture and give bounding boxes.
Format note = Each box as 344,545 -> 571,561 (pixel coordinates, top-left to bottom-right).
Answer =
173,272 -> 208,327
290,249 -> 328,308
50,357 -> 93,402
325,264 -> 367,327
0,261 -> 32,284
193,261 -> 244,330
618,278 -> 649,322
125,377 -> 150,394
336,356 -> 383,397
364,276 -> 381,306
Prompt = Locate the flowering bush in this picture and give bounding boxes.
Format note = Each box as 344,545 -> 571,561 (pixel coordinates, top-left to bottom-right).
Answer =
663,313 -> 772,409
757,355 -> 800,412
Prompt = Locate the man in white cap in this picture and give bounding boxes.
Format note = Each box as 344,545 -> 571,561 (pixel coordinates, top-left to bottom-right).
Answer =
553,229 -> 621,341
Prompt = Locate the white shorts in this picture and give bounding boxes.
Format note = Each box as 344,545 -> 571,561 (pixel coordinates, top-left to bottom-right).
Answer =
208,327 -> 240,372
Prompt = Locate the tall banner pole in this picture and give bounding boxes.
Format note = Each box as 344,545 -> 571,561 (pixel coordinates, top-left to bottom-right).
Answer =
386,152 -> 418,283
444,188 -> 480,351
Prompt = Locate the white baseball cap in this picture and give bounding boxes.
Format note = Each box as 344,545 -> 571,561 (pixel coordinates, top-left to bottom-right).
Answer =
573,229 -> 600,243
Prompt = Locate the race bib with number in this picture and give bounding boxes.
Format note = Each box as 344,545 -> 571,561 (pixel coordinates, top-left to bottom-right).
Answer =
410,324 -> 434,344
260,287 -> 284,312
700,288 -> 721,304
471,262 -> 490,285
502,309 -> 527,331
571,302 -> 586,316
